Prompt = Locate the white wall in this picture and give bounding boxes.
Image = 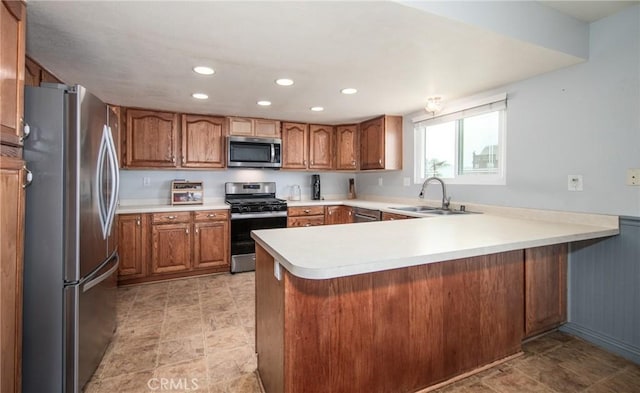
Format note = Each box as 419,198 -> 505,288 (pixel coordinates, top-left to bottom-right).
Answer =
119,169 -> 355,202
357,6 -> 640,217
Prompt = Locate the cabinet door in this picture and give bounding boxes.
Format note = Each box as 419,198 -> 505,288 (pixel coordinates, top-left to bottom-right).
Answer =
151,223 -> 191,274
282,122 -> 308,169
193,221 -> 229,269
524,244 -> 568,337
309,125 -> 334,170
228,117 -> 253,136
360,116 -> 385,169
325,205 -> 353,225
117,214 -> 146,278
125,109 -> 179,168
1,1 -> 26,148
254,119 -> 280,137
0,157 -> 25,393
181,115 -> 225,168
336,125 -> 358,170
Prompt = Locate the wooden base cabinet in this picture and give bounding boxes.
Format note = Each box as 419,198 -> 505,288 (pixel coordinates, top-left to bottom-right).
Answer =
117,214 -> 148,279
0,157 -> 26,393
325,205 -> 353,225
117,210 -> 230,285
524,244 -> 568,337
287,206 -> 325,227
193,211 -> 229,269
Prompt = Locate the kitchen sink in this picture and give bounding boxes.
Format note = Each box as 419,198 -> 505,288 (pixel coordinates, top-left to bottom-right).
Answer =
389,206 -> 476,215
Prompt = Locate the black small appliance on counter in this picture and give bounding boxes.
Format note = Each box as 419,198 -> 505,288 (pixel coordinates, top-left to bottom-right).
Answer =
312,174 -> 321,200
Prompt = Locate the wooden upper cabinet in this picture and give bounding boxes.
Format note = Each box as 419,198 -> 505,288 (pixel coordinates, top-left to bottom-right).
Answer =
336,124 -> 358,170
282,122 -> 308,169
24,56 -> 62,88
125,109 -> 179,168
524,244 -> 568,338
228,117 -> 280,137
181,115 -> 225,168
1,1 -> 26,149
360,115 -> 402,170
254,119 -> 281,137
309,124 -> 334,170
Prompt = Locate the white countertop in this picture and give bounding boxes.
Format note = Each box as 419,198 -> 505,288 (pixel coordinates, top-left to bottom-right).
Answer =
251,213 -> 619,280
117,201 -> 229,214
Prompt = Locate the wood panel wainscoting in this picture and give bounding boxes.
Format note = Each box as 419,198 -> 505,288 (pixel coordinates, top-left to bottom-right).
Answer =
256,244 -> 525,393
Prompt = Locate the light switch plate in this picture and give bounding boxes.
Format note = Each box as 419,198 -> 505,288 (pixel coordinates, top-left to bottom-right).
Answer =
378,177 -> 383,186
627,169 -> 640,186
568,175 -> 583,191
143,177 -> 151,186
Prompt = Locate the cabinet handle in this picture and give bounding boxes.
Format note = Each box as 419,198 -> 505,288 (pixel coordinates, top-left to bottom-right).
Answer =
22,166 -> 33,188
311,160 -> 314,165
304,223 -> 311,227
20,120 -> 31,143
303,209 -> 311,213
207,214 -> 216,218
185,228 -> 189,234
165,215 -> 177,220
195,228 -> 199,234
303,160 -> 307,166
172,156 -> 176,163
182,156 -> 185,164
352,160 -> 356,165
378,159 -> 382,165
136,217 -> 141,226
348,211 -> 352,216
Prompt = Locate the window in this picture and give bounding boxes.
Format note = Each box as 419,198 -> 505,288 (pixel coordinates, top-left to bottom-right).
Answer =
414,96 -> 506,185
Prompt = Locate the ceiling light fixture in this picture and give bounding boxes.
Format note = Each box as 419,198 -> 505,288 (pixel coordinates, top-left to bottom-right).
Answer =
275,78 -> 294,86
310,106 -> 324,112
192,93 -> 209,100
257,100 -> 272,106
341,88 -> 358,95
193,66 -> 215,75
425,96 -> 443,114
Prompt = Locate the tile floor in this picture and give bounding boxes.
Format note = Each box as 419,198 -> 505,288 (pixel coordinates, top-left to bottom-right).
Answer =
85,272 -> 640,393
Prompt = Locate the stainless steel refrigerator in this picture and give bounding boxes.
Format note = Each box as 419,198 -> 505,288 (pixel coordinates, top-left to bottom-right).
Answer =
22,84 -> 120,393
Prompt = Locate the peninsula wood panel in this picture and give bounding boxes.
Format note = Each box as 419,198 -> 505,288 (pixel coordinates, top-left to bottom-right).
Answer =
258,250 -> 525,393
181,115 -> 225,168
255,246 -> 284,393
525,244 -> 567,337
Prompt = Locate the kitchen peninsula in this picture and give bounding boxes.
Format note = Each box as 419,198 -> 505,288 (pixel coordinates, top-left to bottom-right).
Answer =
251,213 -> 618,393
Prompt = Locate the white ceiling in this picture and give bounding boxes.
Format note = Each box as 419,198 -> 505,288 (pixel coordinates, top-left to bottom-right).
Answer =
25,1 -> 635,125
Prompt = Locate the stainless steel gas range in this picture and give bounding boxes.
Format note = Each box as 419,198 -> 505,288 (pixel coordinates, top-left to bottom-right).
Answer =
225,182 -> 287,273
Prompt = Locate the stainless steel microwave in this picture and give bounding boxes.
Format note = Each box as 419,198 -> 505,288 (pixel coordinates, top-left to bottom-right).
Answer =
227,136 -> 282,168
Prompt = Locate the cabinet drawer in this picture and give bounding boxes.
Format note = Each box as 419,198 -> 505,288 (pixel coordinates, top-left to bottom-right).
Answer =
151,211 -> 191,224
193,210 -> 229,221
288,206 -> 325,217
381,212 -> 412,221
288,215 -> 325,227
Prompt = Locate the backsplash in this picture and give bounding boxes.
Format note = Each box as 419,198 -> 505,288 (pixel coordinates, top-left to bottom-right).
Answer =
118,169 -> 356,203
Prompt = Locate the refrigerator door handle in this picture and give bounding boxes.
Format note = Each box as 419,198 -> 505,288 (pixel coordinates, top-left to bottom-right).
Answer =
104,125 -> 120,237
82,253 -> 119,293
96,127 -> 110,239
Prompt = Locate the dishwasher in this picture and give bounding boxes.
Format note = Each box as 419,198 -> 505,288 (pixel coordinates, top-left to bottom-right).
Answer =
353,207 -> 381,223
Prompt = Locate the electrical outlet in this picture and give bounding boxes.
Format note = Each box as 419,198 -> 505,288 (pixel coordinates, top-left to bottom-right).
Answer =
378,177 -> 383,186
568,175 -> 583,191
627,168 -> 640,186
143,177 -> 151,187
403,177 -> 411,187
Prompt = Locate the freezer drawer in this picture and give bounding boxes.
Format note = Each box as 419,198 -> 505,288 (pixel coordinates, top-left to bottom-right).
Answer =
64,252 -> 119,393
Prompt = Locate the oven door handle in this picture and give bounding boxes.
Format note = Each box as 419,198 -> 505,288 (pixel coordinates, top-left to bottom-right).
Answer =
231,211 -> 288,220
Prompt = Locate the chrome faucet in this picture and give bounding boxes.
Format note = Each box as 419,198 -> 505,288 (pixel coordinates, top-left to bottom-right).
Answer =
419,176 -> 451,210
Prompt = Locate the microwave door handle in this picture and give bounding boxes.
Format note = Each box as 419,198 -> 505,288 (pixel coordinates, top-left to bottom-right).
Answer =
271,144 -> 275,163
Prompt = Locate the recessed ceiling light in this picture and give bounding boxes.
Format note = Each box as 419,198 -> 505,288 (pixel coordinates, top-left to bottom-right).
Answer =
275,78 -> 294,86
341,88 -> 358,95
310,106 -> 324,112
257,100 -> 272,106
193,66 -> 215,75
192,93 -> 208,100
